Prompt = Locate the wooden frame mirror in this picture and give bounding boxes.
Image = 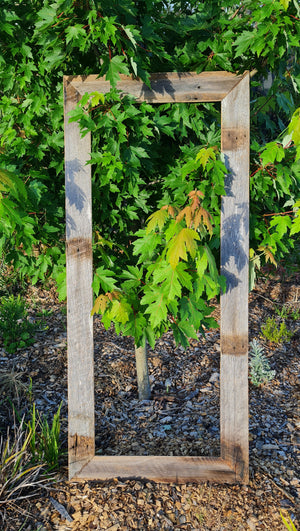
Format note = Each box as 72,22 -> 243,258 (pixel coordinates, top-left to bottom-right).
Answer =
64,71 -> 250,483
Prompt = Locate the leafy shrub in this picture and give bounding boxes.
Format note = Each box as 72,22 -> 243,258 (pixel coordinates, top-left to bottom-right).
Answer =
249,339 -> 275,386
0,0 -> 299,297
261,317 -> 294,343
0,295 -> 38,354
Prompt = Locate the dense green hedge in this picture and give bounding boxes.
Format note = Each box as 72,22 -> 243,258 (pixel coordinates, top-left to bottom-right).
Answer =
0,0 -> 299,319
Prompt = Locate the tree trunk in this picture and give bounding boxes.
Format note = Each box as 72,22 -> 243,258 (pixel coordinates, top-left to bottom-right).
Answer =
135,342 -> 151,400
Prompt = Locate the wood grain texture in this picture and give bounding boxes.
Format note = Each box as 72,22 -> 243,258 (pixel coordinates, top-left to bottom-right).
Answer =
66,71 -> 244,103
64,79 -> 95,479
74,456 -> 236,483
220,72 -> 250,482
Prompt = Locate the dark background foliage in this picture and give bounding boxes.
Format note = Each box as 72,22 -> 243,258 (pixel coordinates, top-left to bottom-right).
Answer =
0,0 -> 299,297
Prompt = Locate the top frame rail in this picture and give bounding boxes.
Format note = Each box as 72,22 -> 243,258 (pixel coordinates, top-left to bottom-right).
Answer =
64,71 -> 246,103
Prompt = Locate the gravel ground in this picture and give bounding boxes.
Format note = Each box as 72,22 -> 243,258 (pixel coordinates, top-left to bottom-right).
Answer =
0,273 -> 299,530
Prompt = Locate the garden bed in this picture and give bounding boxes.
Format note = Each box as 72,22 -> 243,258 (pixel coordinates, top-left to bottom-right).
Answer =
0,273 -> 299,530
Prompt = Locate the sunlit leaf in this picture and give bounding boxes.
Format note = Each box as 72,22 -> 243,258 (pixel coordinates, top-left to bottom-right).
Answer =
167,228 -> 200,269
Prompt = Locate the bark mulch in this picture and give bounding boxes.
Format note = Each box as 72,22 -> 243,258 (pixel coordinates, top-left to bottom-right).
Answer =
0,273 -> 299,530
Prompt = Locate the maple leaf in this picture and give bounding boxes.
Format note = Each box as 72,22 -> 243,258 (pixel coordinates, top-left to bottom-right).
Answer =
123,312 -> 147,346
109,299 -> 131,324
91,294 -> 109,316
269,215 -> 292,239
193,206 -> 213,235
176,205 -> 193,228
141,289 -> 168,328
90,91 -> 105,108
196,248 -> 208,277
258,246 -> 277,266
146,208 -> 168,234
250,248 -> 261,270
261,142 -> 285,165
279,0 -> 291,9
152,263 -> 182,300
176,262 -> 193,291
133,231 -> 161,262
162,205 -> 177,218
176,191 -> 213,235
65,25 -> 87,45
167,228 -> 200,269
195,147 -> 216,168
92,266 -> 117,293
103,55 -> 130,87
180,295 -> 205,330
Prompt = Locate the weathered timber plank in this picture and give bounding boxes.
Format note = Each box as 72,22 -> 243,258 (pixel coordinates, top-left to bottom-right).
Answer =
220,72 -> 250,482
66,71 -> 244,103
75,456 -> 236,483
64,78 -> 95,479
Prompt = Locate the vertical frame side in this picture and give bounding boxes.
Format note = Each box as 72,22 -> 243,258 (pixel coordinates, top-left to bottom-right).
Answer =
64,78 -> 95,479
220,73 -> 250,482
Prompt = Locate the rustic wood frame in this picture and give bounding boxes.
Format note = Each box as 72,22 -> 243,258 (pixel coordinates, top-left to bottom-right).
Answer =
64,71 -> 250,483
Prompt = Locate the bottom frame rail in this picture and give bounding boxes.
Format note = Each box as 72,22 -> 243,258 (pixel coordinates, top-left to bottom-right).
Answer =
73,455 -> 239,483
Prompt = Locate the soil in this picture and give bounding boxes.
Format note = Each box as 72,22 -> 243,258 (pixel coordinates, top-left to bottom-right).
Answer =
0,272 -> 299,530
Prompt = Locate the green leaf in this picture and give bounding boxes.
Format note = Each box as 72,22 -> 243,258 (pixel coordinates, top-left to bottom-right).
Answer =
152,263 -> 182,300
261,142 -> 285,165
167,228 -> 200,269
234,31 -> 256,57
122,26 -> 137,49
269,215 -> 292,239
195,147 -> 216,168
90,92 -> 105,108
104,55 -> 130,87
279,0 -> 291,9
123,312 -> 147,346
109,299 -> 131,324
65,25 -> 87,45
132,231 -> 161,262
176,262 -> 193,291
92,267 -> 117,293
141,289 -> 168,329
196,248 -> 208,277
120,265 -> 143,290
180,295 -> 204,330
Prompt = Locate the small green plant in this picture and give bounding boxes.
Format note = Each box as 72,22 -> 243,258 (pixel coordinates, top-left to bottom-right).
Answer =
280,511 -> 298,531
0,294 -> 37,354
0,417 -> 48,508
27,402 -> 62,470
275,305 -> 290,320
249,339 -> 275,387
289,308 -> 300,321
275,304 -> 300,321
261,317 -> 293,344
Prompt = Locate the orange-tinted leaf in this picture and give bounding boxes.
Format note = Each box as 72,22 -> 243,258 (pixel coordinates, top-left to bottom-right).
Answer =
176,205 -> 193,228
258,246 -> 277,266
91,294 -> 109,316
193,206 -> 213,235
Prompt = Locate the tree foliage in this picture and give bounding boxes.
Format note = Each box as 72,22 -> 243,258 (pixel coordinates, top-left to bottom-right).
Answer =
0,0 -> 299,317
